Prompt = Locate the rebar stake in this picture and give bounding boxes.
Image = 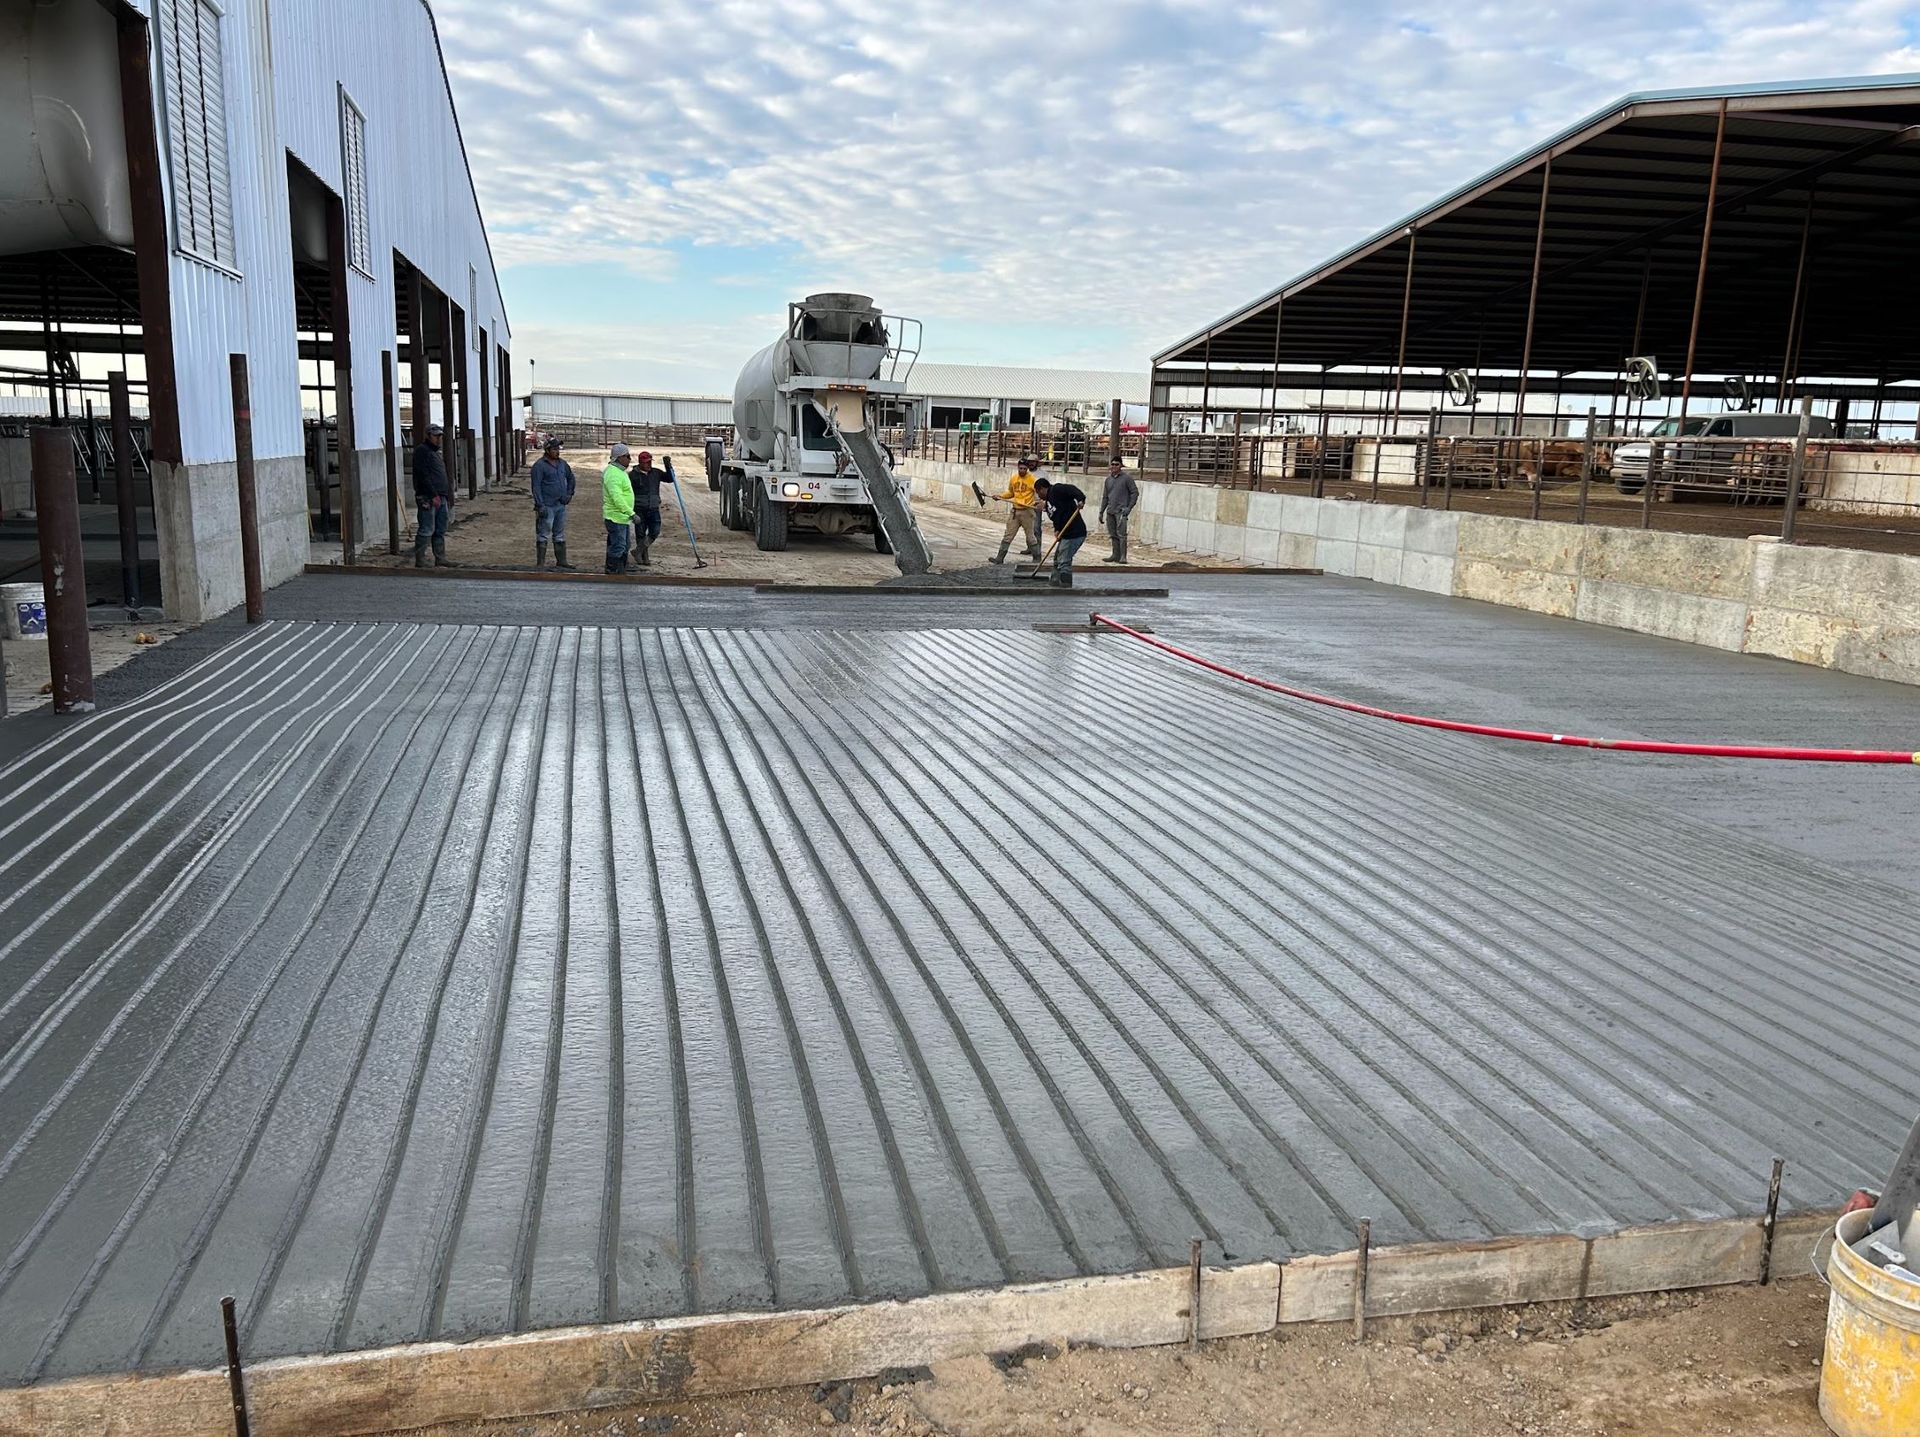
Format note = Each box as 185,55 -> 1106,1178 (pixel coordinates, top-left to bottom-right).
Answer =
1352,1217 -> 1372,1342
1188,1237 -> 1203,1352
1760,1157 -> 1786,1285
221,1295 -> 251,1437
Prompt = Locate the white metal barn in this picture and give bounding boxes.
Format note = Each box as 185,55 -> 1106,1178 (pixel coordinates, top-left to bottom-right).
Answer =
1,0 -> 511,619
530,387 -> 734,428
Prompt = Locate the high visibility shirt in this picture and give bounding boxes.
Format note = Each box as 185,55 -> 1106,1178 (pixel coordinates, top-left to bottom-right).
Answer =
602,463 -> 635,523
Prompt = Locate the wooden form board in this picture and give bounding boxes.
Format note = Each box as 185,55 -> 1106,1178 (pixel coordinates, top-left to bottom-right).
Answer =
0,1212 -> 1837,1437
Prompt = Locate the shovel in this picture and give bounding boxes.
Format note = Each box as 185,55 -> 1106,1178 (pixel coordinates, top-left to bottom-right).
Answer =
664,456 -> 708,569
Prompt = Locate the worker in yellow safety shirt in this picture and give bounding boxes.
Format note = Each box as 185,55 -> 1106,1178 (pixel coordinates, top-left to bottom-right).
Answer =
989,457 -> 1044,565
603,443 -> 636,573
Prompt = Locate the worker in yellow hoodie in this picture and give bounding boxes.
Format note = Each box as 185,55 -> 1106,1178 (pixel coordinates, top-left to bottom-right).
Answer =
989,456 -> 1043,564
603,443 -> 636,573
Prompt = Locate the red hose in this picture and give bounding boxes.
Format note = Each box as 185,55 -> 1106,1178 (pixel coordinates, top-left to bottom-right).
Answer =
1088,614 -> 1920,766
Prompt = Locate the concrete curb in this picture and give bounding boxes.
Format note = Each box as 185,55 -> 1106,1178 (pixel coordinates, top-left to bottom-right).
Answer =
0,1210 -> 1835,1437
301,563 -> 759,588
756,584 -> 1171,597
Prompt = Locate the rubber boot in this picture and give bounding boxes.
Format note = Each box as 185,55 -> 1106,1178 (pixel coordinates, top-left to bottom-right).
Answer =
990,544 -> 1008,565
414,543 -> 427,569
1051,571 -> 1074,588
636,530 -> 652,567
553,542 -> 574,571
433,536 -> 455,567
536,540 -> 547,569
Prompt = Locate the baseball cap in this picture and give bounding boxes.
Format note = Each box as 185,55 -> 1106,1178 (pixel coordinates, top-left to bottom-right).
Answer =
610,442 -> 631,461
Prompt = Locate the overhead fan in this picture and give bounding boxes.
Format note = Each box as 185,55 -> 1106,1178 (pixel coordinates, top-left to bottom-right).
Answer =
1623,356 -> 1661,403
1721,375 -> 1754,411
1444,369 -> 1478,407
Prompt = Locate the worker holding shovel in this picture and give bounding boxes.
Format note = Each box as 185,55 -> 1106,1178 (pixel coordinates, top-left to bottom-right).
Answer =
1032,475 -> 1088,587
987,457 -> 1044,565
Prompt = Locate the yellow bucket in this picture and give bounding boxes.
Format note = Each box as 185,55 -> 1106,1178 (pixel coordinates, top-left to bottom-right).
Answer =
1820,1208 -> 1920,1436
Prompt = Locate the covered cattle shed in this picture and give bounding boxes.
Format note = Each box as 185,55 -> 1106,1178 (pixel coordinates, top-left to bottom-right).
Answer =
1148,76 -> 1920,547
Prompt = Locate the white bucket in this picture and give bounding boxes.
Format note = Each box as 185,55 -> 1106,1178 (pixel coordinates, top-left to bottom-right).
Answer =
0,582 -> 47,641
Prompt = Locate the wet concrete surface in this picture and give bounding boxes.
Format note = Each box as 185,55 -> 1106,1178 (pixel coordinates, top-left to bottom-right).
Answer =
1,577 -> 1917,1383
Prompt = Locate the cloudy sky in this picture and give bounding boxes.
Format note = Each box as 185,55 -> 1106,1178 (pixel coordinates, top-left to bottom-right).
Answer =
431,0 -> 1920,396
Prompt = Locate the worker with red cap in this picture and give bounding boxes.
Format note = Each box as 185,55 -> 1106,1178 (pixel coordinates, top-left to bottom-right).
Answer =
629,449 -> 669,566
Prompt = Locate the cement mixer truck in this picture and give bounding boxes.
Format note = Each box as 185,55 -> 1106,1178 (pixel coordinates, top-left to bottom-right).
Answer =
706,294 -> 934,575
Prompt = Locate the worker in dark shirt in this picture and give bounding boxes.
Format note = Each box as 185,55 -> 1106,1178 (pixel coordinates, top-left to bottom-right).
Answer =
529,436 -> 576,569
629,449 -> 667,566
412,423 -> 454,568
1032,475 -> 1087,586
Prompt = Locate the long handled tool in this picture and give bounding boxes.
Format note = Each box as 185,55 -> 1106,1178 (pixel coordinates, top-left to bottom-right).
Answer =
663,456 -> 708,569
1019,503 -> 1083,577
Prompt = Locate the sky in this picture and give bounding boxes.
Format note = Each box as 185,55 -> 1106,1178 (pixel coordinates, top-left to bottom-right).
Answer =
430,0 -> 1920,398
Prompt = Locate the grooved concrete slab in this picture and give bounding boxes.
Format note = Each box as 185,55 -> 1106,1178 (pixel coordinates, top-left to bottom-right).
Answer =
0,616 -> 1915,1384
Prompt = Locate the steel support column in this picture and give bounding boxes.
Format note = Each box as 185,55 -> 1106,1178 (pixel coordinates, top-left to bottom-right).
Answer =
30,427 -> 93,712
1513,159 -> 1552,438
1675,98 -> 1730,445
110,371 -> 140,609
230,356 -> 264,624
406,265 -> 429,447
448,299 -> 470,499
115,11 -> 180,464
324,192 -> 358,564
381,350 -> 401,554
1776,183 -> 1816,408
477,327 -> 491,489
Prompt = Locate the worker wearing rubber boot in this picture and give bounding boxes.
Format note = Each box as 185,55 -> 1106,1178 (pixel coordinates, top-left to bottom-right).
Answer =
1099,454 -> 1138,564
1033,475 -> 1087,586
988,457 -> 1043,564
530,436 -> 577,569
603,443 -> 636,574
629,450 -> 667,567
412,423 -> 455,568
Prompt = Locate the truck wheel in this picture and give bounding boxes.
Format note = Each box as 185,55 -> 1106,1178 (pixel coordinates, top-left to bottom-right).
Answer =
704,437 -> 725,492
726,477 -> 749,531
873,524 -> 893,555
719,476 -> 736,529
754,493 -> 789,551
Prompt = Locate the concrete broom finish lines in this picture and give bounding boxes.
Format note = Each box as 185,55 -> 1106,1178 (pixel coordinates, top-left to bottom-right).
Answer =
0,616 -> 1914,1387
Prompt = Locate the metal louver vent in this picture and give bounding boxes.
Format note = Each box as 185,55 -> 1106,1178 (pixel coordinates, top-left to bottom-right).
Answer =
341,91 -> 372,277
157,0 -> 237,272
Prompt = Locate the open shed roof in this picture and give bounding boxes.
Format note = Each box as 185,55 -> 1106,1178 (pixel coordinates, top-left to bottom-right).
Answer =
1155,75 -> 1920,387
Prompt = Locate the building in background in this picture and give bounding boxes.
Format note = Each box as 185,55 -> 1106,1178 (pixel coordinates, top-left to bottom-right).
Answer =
902,364 -> 1148,433
528,367 -> 1152,441
0,0 -> 510,618
529,387 -> 733,432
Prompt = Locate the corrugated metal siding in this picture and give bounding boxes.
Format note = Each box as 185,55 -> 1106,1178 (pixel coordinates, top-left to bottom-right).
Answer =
909,364 -> 1149,405
603,394 -> 674,425
153,0 -> 507,464
165,0 -> 300,463
532,390 -> 733,426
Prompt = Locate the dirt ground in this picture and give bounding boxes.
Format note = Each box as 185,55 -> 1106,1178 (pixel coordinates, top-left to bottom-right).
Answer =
343,447 -> 1225,582
414,1279 -> 1833,1437
1,613 -> 188,716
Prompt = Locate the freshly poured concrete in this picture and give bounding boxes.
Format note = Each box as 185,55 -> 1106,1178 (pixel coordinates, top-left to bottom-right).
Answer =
1,589 -> 1916,1385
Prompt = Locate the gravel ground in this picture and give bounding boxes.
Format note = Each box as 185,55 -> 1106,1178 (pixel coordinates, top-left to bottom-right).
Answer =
335,448 -> 1220,583
413,1278 -> 1834,1437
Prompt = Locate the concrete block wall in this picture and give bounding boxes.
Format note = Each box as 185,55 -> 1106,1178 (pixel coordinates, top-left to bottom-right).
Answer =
905,457 -> 1920,688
